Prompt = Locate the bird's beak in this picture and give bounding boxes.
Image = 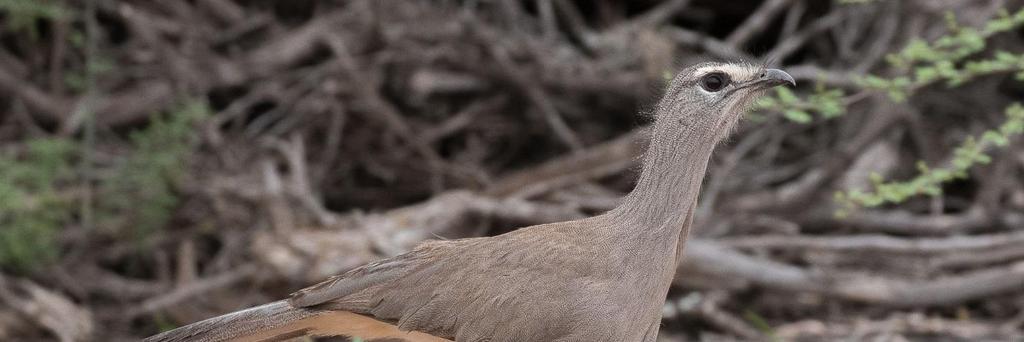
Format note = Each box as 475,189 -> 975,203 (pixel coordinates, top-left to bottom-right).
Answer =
760,69 -> 796,88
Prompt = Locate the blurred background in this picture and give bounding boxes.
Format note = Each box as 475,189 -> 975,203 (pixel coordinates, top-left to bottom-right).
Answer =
1,0 -> 1023,341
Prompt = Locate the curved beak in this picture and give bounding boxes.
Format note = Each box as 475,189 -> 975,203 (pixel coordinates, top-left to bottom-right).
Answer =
760,69 -> 796,88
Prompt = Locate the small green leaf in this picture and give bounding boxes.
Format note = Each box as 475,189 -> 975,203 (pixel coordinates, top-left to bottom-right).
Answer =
783,110 -> 812,123
776,87 -> 798,104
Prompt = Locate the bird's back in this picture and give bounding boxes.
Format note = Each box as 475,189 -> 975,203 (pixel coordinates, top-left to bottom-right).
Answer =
285,217 -> 663,341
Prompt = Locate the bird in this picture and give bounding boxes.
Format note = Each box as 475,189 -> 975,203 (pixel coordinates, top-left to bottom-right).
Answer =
145,61 -> 795,342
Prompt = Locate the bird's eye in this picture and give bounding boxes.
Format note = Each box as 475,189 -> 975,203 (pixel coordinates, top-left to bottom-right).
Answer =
700,72 -> 730,92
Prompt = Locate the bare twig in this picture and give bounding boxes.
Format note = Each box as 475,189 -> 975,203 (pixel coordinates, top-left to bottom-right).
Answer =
468,18 -> 585,152
0,275 -> 94,342
485,129 -> 647,198
722,230 -> 1024,255
682,240 -> 1024,307
766,10 -> 846,62
663,292 -> 762,339
725,0 -> 792,48
123,264 -> 258,319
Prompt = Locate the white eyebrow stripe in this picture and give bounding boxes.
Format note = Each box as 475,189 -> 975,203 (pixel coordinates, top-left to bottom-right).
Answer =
695,65 -> 758,83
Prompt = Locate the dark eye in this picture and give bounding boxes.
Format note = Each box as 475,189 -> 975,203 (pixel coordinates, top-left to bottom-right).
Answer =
700,72 -> 730,92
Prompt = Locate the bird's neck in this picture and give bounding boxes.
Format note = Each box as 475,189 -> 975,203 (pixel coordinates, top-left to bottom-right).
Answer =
609,120 -> 718,238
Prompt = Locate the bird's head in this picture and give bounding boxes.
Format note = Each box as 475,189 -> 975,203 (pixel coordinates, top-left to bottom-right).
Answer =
655,62 -> 795,142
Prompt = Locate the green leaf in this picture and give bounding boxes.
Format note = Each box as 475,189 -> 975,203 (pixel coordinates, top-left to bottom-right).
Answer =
783,110 -> 812,123
776,87 -> 798,104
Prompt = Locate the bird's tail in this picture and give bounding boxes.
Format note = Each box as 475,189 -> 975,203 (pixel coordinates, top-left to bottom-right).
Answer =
144,300 -> 315,342
144,300 -> 451,342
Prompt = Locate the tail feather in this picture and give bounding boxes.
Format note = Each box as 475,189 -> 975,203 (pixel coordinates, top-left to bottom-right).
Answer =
144,301 -> 314,342
144,301 -> 451,342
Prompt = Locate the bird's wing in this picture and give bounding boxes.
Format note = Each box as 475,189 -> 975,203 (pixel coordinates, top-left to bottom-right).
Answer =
146,239 -> 468,342
289,238 -> 466,309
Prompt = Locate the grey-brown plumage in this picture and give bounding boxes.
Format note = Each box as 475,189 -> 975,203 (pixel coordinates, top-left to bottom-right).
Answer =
146,62 -> 794,342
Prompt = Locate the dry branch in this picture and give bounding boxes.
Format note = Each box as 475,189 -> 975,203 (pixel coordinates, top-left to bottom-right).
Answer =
0,275 -> 94,342
721,230 -> 1024,255
683,240 -> 1024,307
